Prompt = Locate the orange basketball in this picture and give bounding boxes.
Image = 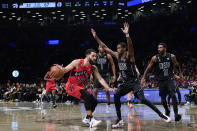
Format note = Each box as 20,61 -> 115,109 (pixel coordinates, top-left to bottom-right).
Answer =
50,65 -> 64,80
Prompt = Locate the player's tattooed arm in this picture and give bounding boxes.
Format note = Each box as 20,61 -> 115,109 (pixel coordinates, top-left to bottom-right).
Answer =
91,28 -> 118,59
171,54 -> 183,78
93,65 -> 115,93
141,56 -> 157,87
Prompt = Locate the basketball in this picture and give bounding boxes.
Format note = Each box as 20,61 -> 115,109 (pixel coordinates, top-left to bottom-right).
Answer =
50,65 -> 65,80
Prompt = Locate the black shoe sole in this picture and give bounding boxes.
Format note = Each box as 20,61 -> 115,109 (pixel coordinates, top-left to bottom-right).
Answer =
175,115 -> 182,121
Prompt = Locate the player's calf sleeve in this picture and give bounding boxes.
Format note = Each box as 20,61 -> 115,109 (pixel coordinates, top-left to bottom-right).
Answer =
114,94 -> 122,120
171,94 -> 178,116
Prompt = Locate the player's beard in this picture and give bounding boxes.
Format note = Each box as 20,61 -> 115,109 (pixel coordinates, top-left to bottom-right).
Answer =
159,50 -> 165,55
89,58 -> 96,65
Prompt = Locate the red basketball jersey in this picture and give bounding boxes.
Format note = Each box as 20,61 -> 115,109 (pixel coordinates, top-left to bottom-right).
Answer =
67,59 -> 93,87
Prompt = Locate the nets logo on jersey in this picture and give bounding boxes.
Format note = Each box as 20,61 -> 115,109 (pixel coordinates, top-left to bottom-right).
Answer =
97,58 -> 107,64
159,62 -> 170,69
118,63 -> 127,70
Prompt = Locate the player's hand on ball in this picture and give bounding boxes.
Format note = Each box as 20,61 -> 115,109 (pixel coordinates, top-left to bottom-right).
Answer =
50,64 -> 65,80
53,64 -> 64,70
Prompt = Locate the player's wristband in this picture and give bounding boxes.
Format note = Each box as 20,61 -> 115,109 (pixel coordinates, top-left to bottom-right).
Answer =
128,100 -> 132,104
126,34 -> 130,38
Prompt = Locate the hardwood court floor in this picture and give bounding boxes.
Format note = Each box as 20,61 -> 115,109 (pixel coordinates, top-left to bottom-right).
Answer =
0,102 -> 197,131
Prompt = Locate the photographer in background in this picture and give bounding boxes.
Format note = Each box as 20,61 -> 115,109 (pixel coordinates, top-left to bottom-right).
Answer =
184,81 -> 197,105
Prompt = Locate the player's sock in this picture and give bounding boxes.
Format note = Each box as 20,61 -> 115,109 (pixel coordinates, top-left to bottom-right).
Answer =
52,96 -> 56,105
86,115 -> 93,120
107,102 -> 110,105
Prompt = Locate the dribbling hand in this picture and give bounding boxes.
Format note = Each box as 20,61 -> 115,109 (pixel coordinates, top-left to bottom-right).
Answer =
53,64 -> 64,71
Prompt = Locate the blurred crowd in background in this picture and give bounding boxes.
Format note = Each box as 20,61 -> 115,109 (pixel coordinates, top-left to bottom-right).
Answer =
0,81 -> 79,103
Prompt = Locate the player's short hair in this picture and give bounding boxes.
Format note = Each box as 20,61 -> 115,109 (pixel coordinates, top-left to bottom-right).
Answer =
158,42 -> 167,49
85,49 -> 96,56
118,42 -> 127,49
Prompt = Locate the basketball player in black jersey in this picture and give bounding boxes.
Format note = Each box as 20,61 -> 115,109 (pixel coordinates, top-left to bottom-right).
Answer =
91,23 -> 171,128
93,45 -> 116,112
141,43 -> 183,121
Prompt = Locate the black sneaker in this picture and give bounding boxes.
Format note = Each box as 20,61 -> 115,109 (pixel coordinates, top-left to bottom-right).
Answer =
175,114 -> 182,122
165,110 -> 170,117
53,104 -> 57,108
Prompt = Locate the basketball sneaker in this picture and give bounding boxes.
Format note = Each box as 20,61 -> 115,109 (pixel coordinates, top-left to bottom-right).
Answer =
112,119 -> 124,128
89,118 -> 102,128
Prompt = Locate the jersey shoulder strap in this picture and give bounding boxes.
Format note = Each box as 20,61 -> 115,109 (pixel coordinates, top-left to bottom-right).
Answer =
79,59 -> 84,66
104,52 -> 107,59
168,53 -> 171,59
156,54 -> 161,62
167,53 -> 171,60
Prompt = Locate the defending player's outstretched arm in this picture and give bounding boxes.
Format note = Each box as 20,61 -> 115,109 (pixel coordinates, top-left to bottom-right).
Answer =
91,28 -> 118,59
92,65 -> 115,93
121,22 -> 135,63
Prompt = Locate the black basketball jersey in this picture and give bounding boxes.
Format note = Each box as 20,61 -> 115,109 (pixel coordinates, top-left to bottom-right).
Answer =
118,55 -> 138,82
155,53 -> 174,81
96,53 -> 110,75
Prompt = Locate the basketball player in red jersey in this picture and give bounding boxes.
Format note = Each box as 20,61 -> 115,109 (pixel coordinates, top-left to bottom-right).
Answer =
54,49 -> 115,128
44,71 -> 57,108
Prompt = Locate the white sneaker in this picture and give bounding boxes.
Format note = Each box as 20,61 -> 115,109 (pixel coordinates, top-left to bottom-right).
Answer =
184,102 -> 190,106
163,114 -> 171,123
112,119 -> 124,128
89,118 -> 102,128
82,117 -> 90,125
